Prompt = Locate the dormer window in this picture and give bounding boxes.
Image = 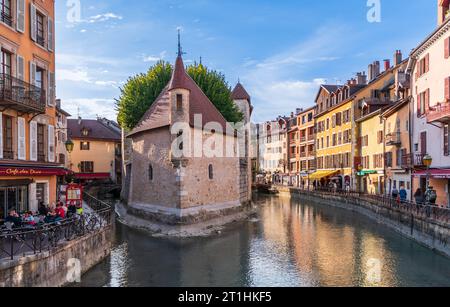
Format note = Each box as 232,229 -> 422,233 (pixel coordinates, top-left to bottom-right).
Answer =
82,128 -> 89,136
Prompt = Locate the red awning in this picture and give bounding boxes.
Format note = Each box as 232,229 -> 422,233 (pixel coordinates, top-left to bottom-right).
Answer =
413,169 -> 450,179
0,166 -> 70,177
75,173 -> 111,180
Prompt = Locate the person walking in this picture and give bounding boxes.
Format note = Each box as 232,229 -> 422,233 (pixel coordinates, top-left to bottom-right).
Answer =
414,188 -> 424,205
399,185 -> 407,203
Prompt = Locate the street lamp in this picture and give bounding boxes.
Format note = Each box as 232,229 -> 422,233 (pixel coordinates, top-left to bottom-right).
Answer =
65,139 -> 74,154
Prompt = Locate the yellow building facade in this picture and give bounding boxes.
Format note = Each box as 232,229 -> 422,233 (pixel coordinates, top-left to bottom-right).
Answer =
67,118 -> 121,183
313,84 -> 362,188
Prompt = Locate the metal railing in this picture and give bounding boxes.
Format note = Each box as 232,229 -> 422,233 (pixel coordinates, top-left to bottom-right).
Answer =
0,192 -> 112,261
287,187 -> 450,225
0,73 -> 46,113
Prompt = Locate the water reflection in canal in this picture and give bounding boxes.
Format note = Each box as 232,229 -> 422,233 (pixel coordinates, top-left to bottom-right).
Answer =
78,195 -> 450,287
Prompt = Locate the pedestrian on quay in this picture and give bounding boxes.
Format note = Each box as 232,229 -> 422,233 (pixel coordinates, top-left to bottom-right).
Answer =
399,185 -> 407,203
414,188 -> 424,205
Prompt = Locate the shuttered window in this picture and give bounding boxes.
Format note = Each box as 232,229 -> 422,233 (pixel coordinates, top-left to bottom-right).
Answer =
16,0 -> 25,33
17,117 -> 25,160
445,37 -> 450,59
1,49 -> 11,76
37,124 -> 45,162
29,121 -> 37,161
0,0 -> 12,26
446,77 -> 450,101
444,124 -> 449,156
48,125 -> 55,162
16,55 -> 24,80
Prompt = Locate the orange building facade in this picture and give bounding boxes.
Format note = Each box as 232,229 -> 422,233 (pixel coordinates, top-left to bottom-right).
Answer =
0,0 -> 61,218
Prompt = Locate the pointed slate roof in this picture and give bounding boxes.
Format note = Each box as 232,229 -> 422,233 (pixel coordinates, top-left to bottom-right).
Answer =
231,82 -> 251,102
129,55 -> 230,137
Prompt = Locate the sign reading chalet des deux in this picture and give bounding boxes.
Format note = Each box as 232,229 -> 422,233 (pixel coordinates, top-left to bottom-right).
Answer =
0,167 -> 68,177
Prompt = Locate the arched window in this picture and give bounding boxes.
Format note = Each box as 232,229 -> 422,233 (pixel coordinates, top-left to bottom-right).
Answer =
148,164 -> 153,181
208,164 -> 213,180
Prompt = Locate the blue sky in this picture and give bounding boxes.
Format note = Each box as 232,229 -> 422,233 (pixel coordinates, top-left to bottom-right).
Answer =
55,0 -> 436,123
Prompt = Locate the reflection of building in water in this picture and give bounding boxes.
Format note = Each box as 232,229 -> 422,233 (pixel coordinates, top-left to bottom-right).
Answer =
123,225 -> 252,287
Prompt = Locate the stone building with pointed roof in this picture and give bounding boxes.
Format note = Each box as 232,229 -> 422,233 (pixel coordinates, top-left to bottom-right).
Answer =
122,47 -> 253,231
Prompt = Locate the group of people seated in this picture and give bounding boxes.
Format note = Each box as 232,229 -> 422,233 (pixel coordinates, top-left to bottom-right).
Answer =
2,201 -> 84,230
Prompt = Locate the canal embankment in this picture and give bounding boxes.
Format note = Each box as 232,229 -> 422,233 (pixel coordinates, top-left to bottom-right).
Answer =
277,187 -> 450,258
0,193 -> 113,287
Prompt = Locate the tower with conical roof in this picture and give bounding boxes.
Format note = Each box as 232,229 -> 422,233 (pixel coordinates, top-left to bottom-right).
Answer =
124,34 -> 252,233
231,81 -> 253,201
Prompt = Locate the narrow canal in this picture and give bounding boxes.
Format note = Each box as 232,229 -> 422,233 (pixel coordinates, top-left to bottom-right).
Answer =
78,195 -> 450,287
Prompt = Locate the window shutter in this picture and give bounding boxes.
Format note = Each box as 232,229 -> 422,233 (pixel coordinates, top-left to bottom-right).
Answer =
444,125 -> 449,156
47,18 -> 54,52
30,121 -> 37,161
417,94 -> 421,117
425,54 -> 430,73
48,125 -> 55,162
425,89 -> 430,112
16,0 -> 25,33
446,77 -> 450,101
16,55 -> 24,80
0,113 -> 3,159
29,62 -> 36,86
445,37 -> 450,59
47,71 -> 55,106
420,132 -> 427,155
17,117 -> 26,160
30,3 -> 37,42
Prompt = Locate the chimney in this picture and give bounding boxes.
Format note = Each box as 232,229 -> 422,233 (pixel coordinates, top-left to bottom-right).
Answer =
356,72 -> 367,85
384,59 -> 391,71
373,61 -> 381,79
291,112 -> 294,118
394,50 -> 403,66
368,64 -> 374,81
438,0 -> 448,26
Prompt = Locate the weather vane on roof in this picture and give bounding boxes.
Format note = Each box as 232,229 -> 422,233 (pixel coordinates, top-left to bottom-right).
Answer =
177,28 -> 186,57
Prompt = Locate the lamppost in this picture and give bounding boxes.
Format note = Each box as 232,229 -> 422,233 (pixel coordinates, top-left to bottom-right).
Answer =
423,154 -> 433,189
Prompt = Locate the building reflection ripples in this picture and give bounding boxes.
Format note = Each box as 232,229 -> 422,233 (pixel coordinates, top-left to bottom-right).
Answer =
78,195 -> 450,287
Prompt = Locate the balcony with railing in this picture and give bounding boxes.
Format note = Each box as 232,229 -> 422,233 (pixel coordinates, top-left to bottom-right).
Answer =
402,153 -> 426,168
307,134 -> 315,142
386,132 -> 401,146
427,102 -> 450,124
0,74 -> 46,113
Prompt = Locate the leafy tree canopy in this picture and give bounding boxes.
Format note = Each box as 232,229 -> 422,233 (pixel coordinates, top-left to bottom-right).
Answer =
116,61 -> 243,131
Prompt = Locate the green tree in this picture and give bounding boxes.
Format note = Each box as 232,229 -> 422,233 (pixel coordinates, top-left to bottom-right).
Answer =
187,63 -> 243,123
116,61 -> 243,130
116,61 -> 172,131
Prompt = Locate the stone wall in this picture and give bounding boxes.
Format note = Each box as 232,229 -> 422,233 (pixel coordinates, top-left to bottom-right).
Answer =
277,187 -> 450,258
0,227 -> 111,287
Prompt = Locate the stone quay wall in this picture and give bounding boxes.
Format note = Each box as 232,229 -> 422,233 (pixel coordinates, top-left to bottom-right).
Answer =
0,227 -> 112,287
277,187 -> 450,258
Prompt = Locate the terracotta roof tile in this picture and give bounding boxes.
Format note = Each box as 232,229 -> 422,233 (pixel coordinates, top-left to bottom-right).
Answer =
231,82 -> 251,102
68,119 -> 121,141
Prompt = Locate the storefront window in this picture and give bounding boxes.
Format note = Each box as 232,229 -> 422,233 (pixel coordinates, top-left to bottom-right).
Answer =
0,186 -> 29,219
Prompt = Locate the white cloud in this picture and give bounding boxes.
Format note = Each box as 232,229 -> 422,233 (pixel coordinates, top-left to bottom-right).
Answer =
63,98 -> 117,121
142,51 -> 167,63
241,24 -> 348,122
88,13 -> 123,23
56,68 -> 119,88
